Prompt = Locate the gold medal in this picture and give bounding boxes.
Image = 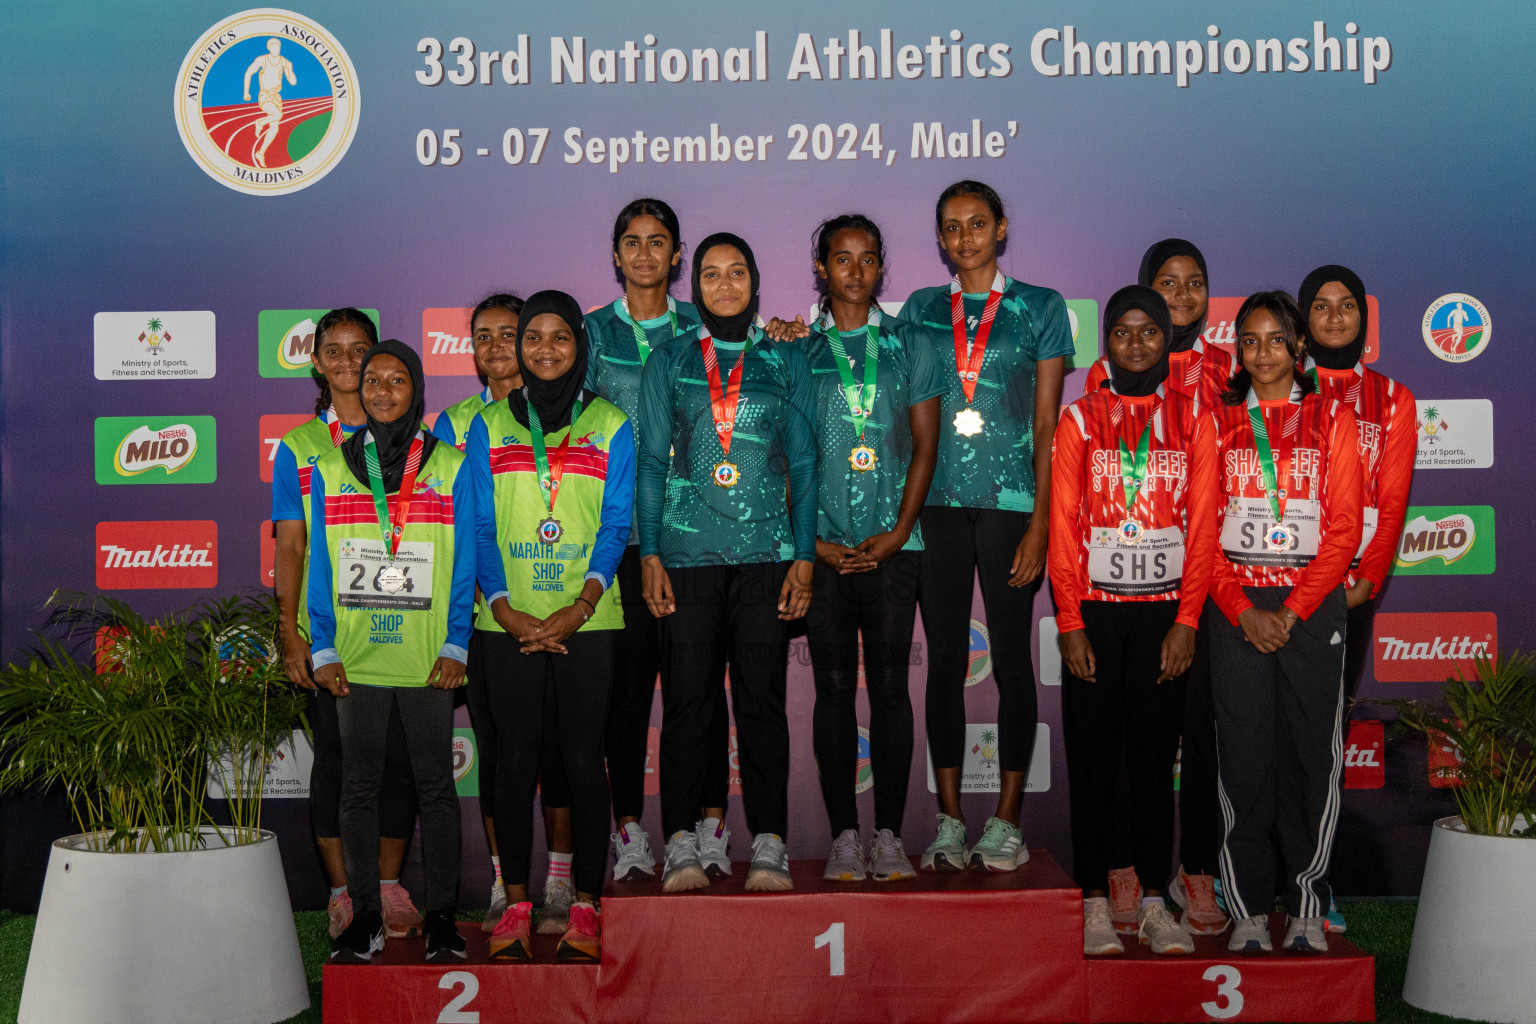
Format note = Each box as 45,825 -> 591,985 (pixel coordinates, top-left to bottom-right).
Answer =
954,407 -> 985,437
849,444 -> 878,472
712,461 -> 740,488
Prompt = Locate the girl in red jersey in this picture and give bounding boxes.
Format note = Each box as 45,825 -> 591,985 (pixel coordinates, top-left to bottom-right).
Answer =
1298,264 -> 1415,934
1051,286 -> 1211,956
1193,291 -> 1362,955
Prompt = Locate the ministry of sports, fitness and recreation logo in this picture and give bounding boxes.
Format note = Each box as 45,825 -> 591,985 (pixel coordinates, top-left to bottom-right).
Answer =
175,9 -> 360,196
964,618 -> 991,686
1422,293 -> 1491,363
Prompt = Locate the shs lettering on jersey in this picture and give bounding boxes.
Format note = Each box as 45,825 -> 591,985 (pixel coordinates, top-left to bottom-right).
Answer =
306,441 -> 476,686
465,397 -> 634,631
1048,385 -> 1214,634
1084,341 -> 1235,407
1307,361 -> 1417,595
1201,387 -> 1363,623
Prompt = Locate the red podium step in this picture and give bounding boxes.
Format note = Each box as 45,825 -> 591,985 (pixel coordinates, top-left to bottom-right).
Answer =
1084,917 -> 1375,1023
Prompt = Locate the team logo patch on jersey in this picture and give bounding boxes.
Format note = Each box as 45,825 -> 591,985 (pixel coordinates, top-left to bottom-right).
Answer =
175,10 -> 360,196
1422,293 -> 1491,363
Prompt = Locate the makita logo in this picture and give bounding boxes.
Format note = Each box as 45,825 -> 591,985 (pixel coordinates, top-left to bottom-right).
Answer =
1344,744 -> 1380,768
421,307 -> 477,376
1373,612 -> 1496,682
428,330 -> 473,355
96,520 -> 218,589
1343,719 -> 1385,789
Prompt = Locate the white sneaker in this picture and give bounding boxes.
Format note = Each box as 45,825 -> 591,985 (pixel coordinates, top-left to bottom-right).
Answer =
537,878 -> 575,935
662,830 -> 709,892
480,879 -> 507,933
695,817 -> 732,879
869,829 -> 916,881
822,829 -> 868,882
1283,915 -> 1328,953
745,833 -> 793,891
611,823 -> 657,882
1083,897 -> 1125,955
919,813 -> 968,872
1228,914 -> 1274,953
1138,901 -> 1196,955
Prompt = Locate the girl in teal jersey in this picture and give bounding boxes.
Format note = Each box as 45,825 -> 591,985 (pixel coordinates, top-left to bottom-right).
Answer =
801,214 -> 943,882
899,181 -> 1074,873
584,199 -> 732,885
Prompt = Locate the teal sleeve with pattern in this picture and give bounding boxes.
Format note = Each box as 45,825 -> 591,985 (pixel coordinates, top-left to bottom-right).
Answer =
635,343 -> 675,559
781,342 -> 818,562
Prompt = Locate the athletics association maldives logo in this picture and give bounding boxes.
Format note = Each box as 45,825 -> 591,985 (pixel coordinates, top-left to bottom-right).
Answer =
175,10 -> 360,196
965,618 -> 992,686
1422,293 -> 1491,363
854,726 -> 874,795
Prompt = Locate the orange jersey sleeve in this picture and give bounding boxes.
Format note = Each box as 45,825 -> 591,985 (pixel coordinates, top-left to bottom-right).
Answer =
1177,412 -> 1218,629
1356,382 -> 1418,593
1083,357 -> 1110,397
1282,406 -> 1363,620
1047,412 -> 1090,633
1197,414 -> 1254,624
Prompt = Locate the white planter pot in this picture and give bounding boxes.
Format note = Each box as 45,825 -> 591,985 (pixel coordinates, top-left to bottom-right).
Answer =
1403,815 -> 1536,1024
19,827 -> 309,1024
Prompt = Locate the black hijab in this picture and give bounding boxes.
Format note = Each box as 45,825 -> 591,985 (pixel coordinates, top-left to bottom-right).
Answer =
691,232 -> 760,342
1137,238 -> 1208,353
1103,285 -> 1173,398
1299,264 -> 1368,370
342,339 -> 436,493
510,290 -> 589,432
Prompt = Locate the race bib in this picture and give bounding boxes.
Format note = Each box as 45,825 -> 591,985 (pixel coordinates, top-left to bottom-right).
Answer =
1087,525 -> 1184,596
1352,506 -> 1379,567
1219,495 -> 1320,568
336,538 -> 434,611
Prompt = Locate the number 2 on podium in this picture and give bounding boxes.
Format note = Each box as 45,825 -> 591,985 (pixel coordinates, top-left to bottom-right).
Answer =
438,970 -> 480,1023
814,922 -> 845,976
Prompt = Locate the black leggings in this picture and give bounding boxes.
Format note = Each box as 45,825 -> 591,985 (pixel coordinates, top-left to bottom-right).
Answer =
917,506 -> 1041,773
308,686 -> 417,841
477,628 -> 614,897
806,553 -> 919,837
1176,628 -> 1223,875
606,546 -> 729,823
1062,601 -> 1185,893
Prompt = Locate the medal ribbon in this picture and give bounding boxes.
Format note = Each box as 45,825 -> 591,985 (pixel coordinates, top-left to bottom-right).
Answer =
1245,391 -> 1292,523
824,315 -> 880,439
949,270 -> 1005,404
699,328 -> 751,457
620,295 -> 679,366
362,432 -> 426,561
325,406 -> 346,447
527,399 -> 584,519
1116,414 -> 1154,519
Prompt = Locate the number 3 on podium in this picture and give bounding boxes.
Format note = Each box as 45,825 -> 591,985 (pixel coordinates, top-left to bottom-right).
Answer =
814,922 -> 845,977
1201,964 -> 1244,1019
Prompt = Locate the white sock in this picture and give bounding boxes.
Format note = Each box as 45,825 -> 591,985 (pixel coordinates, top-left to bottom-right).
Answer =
546,851 -> 572,888
329,885 -> 347,899
1141,895 -> 1163,909
379,878 -> 399,887
700,816 -> 723,838
490,856 -> 502,883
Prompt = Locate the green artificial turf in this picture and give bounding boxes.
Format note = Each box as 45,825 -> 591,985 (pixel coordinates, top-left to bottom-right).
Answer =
0,901 -> 1476,1024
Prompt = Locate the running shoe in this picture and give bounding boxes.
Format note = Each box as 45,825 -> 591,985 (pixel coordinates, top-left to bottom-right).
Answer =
869,829 -> 916,881
487,902 -> 533,961
745,833 -> 793,891
662,830 -> 709,892
1283,915 -> 1328,953
327,889 -> 353,940
481,879 -> 508,933
557,901 -> 602,963
538,878 -> 576,935
919,813 -> 968,872
329,911 -> 385,963
424,909 -> 467,962
1169,868 -> 1229,935
381,881 -> 424,939
1325,889 -> 1348,933
611,823 -> 657,882
696,817 -> 732,879
823,829 -> 868,882
1139,900 -> 1196,955
968,816 -> 1029,872
1228,914 -> 1273,953
1108,866 -> 1142,935
1083,897 -> 1124,956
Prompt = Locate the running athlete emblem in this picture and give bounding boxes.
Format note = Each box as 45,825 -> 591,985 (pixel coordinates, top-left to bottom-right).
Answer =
1422,294 -> 1491,364
175,10 -> 360,196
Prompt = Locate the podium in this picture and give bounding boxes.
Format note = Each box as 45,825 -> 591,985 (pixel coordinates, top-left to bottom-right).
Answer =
321,852 -> 1375,1023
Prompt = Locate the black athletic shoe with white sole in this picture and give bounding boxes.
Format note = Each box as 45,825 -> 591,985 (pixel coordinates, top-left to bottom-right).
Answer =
424,910 -> 468,962
330,912 -> 385,963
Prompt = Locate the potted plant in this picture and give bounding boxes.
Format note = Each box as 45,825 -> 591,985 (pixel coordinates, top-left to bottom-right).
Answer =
0,591 -> 312,1024
1377,649 -> 1536,1024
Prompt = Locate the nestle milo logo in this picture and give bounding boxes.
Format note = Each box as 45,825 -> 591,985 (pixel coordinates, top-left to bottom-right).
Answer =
1393,505 -> 1494,576
95,416 -> 217,485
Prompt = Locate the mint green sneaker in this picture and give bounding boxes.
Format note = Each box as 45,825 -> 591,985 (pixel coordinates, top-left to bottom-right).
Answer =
968,816 -> 1029,872
919,813 -> 968,872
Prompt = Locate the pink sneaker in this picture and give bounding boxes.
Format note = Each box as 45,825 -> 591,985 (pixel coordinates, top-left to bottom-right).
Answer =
381,881 -> 424,939
488,901 -> 533,961
1170,868 -> 1230,935
326,890 -> 353,939
557,902 -> 601,963
1108,867 -> 1142,935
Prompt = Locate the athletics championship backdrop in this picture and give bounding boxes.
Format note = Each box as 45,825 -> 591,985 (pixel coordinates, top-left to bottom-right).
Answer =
1,1 -> 1531,910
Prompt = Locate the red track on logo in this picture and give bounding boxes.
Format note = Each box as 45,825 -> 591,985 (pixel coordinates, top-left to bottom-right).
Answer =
1427,325 -> 1483,356
201,97 -> 334,169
